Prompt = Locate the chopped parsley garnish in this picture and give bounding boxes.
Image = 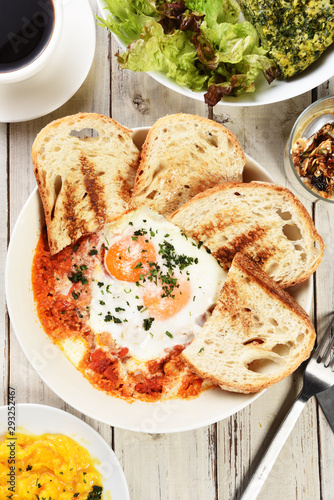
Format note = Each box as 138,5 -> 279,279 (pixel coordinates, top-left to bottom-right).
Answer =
89,248 -> 98,256
134,228 -> 147,236
68,265 -> 88,285
198,347 -> 204,353
87,485 -> 103,500
99,300 -> 105,306
72,291 -> 79,300
125,234 -> 199,299
115,307 -> 125,312
104,313 -> 122,324
143,317 -> 155,331
26,465 -> 32,471
165,331 -> 173,338
73,243 -> 79,252
158,240 -> 198,271
97,281 -> 104,288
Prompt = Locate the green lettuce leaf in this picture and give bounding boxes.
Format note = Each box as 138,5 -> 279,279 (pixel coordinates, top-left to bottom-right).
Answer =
99,0 -> 159,45
185,0 -> 240,25
118,21 -> 208,90
100,0 -> 278,103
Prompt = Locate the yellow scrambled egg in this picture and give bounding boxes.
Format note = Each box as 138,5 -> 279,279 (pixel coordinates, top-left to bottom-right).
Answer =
0,433 -> 104,500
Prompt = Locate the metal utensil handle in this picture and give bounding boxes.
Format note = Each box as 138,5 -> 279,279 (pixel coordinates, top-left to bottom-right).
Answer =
240,392 -> 308,500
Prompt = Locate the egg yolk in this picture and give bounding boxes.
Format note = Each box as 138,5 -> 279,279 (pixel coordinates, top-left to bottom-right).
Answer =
142,279 -> 191,320
105,234 -> 157,282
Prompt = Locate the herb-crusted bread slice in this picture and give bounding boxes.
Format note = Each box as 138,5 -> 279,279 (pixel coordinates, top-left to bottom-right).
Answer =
131,113 -> 246,216
182,253 -> 316,394
239,0 -> 334,78
169,181 -> 324,288
32,113 -> 140,254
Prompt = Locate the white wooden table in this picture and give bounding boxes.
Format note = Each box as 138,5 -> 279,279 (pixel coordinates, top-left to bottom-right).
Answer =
1,2 -> 334,499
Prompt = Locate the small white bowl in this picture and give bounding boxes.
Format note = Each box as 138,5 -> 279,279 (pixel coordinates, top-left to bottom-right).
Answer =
0,403 -> 129,499
0,0 -> 64,84
284,95 -> 334,203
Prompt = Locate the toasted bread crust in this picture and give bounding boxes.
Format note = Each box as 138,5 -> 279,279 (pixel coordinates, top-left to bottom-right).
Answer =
170,181 -> 324,287
182,253 -> 316,394
131,113 -> 246,215
227,253 -> 312,325
32,113 -> 140,254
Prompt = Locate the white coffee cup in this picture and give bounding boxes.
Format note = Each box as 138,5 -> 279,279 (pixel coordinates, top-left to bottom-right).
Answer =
0,0 -> 64,84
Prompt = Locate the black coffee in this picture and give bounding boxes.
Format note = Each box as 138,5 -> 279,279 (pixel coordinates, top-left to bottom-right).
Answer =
0,0 -> 55,73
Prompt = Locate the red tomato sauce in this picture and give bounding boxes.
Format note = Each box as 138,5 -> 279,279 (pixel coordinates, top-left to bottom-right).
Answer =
32,228 -> 207,403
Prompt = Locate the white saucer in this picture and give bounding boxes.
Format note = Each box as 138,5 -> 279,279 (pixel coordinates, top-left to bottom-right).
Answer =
0,0 -> 96,123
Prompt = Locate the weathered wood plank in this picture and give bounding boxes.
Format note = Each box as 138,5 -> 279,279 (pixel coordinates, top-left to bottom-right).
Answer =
0,122 -> 8,406
109,38 -> 206,128
313,78 -> 334,500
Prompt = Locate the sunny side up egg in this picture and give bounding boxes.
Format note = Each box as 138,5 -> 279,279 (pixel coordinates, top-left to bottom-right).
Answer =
89,207 -> 226,362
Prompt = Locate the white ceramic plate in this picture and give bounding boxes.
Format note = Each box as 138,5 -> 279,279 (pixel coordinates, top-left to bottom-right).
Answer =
0,403 -> 129,499
96,0 -> 334,107
5,127 -> 312,433
0,0 -> 96,123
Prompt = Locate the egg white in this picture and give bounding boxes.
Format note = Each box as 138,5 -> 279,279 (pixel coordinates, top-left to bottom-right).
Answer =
89,207 -> 226,361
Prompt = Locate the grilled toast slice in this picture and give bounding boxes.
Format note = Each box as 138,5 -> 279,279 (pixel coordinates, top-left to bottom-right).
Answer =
182,253 -> 316,394
169,181 -> 324,288
32,113 -> 140,254
131,113 -> 246,216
